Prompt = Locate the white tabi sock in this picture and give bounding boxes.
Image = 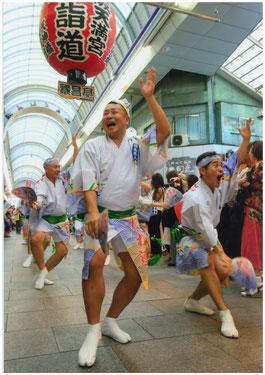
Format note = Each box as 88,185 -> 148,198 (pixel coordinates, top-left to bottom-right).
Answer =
256,276 -> 263,289
35,267 -> 48,290
219,309 -> 239,338
23,254 -> 33,268
184,298 -> 214,316
102,317 -> 131,343
78,323 -> 101,367
104,254 -> 111,266
44,278 -> 54,285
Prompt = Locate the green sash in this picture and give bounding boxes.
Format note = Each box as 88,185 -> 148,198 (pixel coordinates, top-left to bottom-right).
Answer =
170,224 -> 189,243
43,212 -> 67,224
98,205 -> 136,219
73,213 -> 85,221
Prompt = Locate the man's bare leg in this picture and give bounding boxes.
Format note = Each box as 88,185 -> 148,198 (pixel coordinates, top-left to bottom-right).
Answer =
186,252 -> 238,338
45,241 -> 68,271
31,231 -> 52,289
102,252 -> 142,343
23,229 -> 33,268
78,249 -> 105,367
189,251 -> 231,309
30,231 -> 46,270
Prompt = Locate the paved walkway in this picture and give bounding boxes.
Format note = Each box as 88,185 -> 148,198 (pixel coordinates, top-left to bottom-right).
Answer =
4,232 -> 262,373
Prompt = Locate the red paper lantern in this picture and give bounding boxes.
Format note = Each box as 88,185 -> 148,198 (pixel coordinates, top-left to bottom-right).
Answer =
39,2 -> 116,84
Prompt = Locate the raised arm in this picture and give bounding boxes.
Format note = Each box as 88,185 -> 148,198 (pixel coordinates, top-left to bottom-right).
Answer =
236,116 -> 251,167
72,132 -> 79,164
139,67 -> 170,147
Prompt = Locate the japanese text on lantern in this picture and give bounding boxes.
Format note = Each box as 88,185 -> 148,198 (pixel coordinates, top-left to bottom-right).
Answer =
55,3 -> 88,62
40,19 -> 55,60
87,3 -> 111,57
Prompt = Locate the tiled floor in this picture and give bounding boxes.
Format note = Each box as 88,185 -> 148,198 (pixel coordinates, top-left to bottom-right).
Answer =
4,233 -> 263,373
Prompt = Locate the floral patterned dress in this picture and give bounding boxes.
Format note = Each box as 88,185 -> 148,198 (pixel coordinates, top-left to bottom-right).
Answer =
241,161 -> 263,271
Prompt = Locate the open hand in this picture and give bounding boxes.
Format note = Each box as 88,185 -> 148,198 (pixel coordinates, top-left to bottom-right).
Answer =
236,116 -> 251,140
72,132 -> 78,147
139,67 -> 156,99
85,212 -> 100,239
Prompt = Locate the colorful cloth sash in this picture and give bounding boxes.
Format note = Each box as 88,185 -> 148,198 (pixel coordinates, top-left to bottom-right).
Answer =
42,212 -> 67,224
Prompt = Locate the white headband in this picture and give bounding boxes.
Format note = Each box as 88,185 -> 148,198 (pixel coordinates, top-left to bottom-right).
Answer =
108,99 -> 131,117
197,155 -> 221,168
43,158 -> 59,167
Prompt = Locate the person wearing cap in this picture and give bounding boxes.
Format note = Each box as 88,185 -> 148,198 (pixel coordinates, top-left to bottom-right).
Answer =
71,67 -> 170,367
30,133 -> 79,289
174,117 -> 252,339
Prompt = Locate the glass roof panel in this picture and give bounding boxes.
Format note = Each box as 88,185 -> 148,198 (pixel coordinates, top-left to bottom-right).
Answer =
242,65 -> 263,82
11,145 -> 52,161
8,114 -> 66,150
12,155 -> 44,170
251,23 -> 263,42
115,3 -> 133,19
3,2 -> 140,188
13,169 -> 43,180
221,21 -> 263,94
9,134 -> 60,152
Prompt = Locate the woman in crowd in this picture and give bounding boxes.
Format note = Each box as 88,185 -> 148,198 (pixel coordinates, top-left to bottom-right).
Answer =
240,140 -> 263,296
148,173 -> 165,257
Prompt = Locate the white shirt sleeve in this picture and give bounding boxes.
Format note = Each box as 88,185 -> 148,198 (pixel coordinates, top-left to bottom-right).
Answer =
138,126 -> 169,177
34,179 -> 47,204
182,204 -> 218,248
71,141 -> 99,192
138,195 -> 152,207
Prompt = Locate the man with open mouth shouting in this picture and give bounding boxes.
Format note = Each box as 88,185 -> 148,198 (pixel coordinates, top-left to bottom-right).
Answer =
71,67 -> 171,367
174,117 -> 252,339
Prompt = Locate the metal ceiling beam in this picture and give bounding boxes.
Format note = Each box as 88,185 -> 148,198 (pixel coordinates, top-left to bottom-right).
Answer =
144,2 -> 220,22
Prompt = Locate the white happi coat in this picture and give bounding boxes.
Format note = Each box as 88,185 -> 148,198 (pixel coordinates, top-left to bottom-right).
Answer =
35,176 -> 67,216
32,176 -> 69,243
180,151 -> 239,251
71,126 -> 168,214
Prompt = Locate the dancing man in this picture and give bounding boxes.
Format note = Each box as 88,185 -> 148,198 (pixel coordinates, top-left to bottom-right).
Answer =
29,158 -> 70,289
71,67 -> 170,367
175,117 -> 251,338
30,134 -> 79,289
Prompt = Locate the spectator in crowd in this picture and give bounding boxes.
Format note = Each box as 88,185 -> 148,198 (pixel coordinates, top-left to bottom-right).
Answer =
186,174 -> 199,189
240,140 -> 263,297
14,204 -> 23,234
148,173 -> 165,257
4,211 -> 11,238
216,145 -> 253,259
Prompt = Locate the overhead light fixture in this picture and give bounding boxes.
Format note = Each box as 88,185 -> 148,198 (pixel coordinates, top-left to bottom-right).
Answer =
162,46 -> 170,52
